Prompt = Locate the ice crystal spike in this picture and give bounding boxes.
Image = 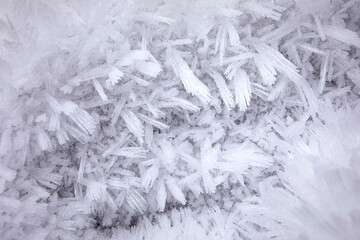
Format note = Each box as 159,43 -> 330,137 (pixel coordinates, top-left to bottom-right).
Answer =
208,70 -> 235,110
241,1 -> 284,21
313,14 -> 326,41
127,189 -> 147,214
160,97 -> 201,112
322,25 -> 360,48
121,108 -> 144,140
318,51 -> 330,95
61,101 -> 97,135
138,113 -> 170,130
233,69 -> 252,111
108,147 -> 148,158
165,177 -> 186,205
92,79 -> 108,101
298,43 -> 326,56
156,178 -> 167,212
85,181 -> 107,202
253,53 -> 277,86
142,165 -> 159,192
110,97 -> 127,127
227,22 -> 240,46
169,49 -> 211,104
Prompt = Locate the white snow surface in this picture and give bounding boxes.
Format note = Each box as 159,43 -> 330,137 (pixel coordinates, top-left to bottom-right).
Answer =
0,0 -> 360,239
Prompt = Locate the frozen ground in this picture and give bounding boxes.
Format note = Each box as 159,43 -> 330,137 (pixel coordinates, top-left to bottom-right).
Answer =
0,0 -> 360,239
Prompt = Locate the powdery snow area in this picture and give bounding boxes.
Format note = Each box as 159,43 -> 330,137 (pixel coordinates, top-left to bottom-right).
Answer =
0,0 -> 360,239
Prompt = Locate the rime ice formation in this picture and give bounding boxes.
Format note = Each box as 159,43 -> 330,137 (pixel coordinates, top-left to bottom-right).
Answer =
0,0 -> 360,239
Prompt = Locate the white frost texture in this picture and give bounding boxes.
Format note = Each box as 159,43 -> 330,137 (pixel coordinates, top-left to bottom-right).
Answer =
1,0 -> 360,239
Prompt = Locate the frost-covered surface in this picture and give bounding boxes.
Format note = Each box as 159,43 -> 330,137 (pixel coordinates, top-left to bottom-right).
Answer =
1,0 -> 360,239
